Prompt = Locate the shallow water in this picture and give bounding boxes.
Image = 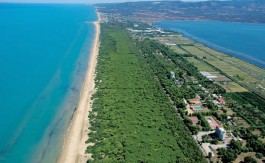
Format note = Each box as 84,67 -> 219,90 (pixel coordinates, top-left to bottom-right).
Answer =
0,4 -> 96,162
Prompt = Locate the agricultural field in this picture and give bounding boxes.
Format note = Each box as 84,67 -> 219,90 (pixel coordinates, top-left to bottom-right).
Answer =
196,45 -> 228,58
86,24 -> 206,162
181,42 -> 265,98
169,45 -> 188,55
222,82 -> 248,93
150,29 -> 265,126
167,34 -> 194,45
181,45 -> 207,56
185,57 -> 216,72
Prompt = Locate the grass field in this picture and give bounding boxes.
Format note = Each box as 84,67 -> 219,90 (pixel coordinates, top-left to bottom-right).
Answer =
196,45 -> 228,58
167,34 -> 194,45
222,82 -> 248,92
87,24 -> 206,162
177,40 -> 265,97
185,57 -> 215,72
169,45 -> 188,55
181,45 -> 208,56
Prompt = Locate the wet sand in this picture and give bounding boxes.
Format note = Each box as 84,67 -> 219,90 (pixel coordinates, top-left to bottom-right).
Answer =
58,16 -> 100,163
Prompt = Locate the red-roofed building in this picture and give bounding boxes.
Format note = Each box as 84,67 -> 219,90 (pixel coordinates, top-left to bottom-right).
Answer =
205,116 -> 221,129
217,98 -> 226,104
189,116 -> 199,125
188,98 -> 202,105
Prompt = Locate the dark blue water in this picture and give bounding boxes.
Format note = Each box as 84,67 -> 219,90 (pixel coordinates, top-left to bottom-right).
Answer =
0,4 -> 97,162
155,21 -> 265,68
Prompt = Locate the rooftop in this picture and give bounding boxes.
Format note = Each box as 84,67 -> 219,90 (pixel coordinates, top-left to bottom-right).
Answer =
190,116 -> 199,125
200,71 -> 217,79
205,116 -> 221,129
217,126 -> 225,132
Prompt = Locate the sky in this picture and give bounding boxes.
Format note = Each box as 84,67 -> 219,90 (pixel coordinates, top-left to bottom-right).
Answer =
0,0 -> 207,4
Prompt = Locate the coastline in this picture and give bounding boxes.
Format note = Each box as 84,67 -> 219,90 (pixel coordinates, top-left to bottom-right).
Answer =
154,21 -> 265,69
176,30 -> 265,69
58,14 -> 100,163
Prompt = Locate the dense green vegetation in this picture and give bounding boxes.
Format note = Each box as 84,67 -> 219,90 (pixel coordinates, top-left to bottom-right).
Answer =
136,39 -> 226,95
244,156 -> 257,163
217,139 -> 243,162
86,24 -> 206,162
132,35 -> 265,162
135,38 -> 227,132
86,21 -> 265,162
224,92 -> 265,128
233,127 -> 265,155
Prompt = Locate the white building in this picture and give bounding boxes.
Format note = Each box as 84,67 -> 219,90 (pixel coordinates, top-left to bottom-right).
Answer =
200,71 -> 217,79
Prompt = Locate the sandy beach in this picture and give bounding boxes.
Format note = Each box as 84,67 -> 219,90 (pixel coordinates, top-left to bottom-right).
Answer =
58,15 -> 100,163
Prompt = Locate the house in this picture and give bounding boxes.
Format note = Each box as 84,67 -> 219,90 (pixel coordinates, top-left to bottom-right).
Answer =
189,99 -> 204,111
215,126 -> 226,141
188,98 -> 202,105
212,94 -> 218,99
217,98 -> 226,104
189,116 -> 199,125
175,79 -> 184,87
205,116 -> 220,129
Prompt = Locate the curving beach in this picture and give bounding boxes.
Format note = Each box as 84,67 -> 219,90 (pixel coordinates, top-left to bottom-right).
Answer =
58,15 -> 100,163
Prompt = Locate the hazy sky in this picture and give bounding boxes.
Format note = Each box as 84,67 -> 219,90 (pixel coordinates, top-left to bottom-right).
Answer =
0,0 -> 207,4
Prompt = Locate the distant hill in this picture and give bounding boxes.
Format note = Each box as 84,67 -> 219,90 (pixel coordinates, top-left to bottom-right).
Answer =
96,0 -> 265,23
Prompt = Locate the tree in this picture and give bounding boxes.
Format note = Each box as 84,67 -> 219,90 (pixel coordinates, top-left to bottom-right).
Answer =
217,148 -> 226,156
230,139 -> 242,153
222,150 -> 237,162
210,139 -> 218,145
208,152 -> 212,158
255,152 -> 263,159
244,156 -> 257,163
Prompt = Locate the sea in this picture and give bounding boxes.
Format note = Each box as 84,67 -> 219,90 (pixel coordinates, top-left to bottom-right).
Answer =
0,3 -> 97,163
155,21 -> 265,68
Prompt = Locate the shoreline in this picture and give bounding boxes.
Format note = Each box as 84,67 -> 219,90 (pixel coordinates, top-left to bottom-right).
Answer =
154,22 -> 265,69
58,14 -> 100,163
179,31 -> 265,69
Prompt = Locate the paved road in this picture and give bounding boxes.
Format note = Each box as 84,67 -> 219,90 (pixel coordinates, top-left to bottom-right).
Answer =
194,131 -> 215,141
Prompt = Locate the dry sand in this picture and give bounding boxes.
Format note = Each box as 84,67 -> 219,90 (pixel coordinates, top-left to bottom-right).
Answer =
58,16 -> 100,163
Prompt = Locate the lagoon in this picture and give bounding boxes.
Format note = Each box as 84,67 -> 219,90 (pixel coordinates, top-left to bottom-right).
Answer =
155,21 -> 265,68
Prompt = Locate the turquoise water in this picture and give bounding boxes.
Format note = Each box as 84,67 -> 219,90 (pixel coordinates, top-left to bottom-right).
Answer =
194,106 -> 203,110
0,4 -> 97,162
155,21 -> 265,68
